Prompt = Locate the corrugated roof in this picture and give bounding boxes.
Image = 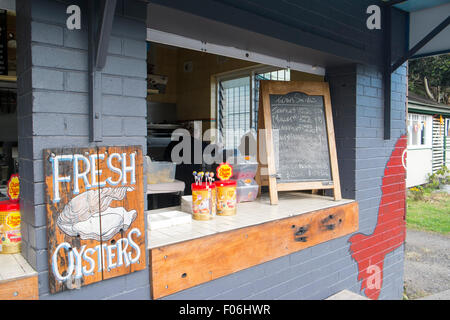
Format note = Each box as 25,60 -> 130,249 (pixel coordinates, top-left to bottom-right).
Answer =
408,92 -> 449,107
408,92 -> 450,115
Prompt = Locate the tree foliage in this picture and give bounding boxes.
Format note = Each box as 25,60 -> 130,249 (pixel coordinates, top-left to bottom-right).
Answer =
408,54 -> 450,104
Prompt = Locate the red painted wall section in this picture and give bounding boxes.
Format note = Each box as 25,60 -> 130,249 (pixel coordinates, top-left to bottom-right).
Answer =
349,135 -> 407,300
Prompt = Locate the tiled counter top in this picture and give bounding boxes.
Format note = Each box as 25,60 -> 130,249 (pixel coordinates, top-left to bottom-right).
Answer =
0,254 -> 38,300
147,192 -> 358,298
147,192 -> 355,249
0,254 -> 36,282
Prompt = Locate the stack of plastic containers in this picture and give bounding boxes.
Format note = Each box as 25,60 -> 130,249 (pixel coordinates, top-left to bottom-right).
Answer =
228,156 -> 259,203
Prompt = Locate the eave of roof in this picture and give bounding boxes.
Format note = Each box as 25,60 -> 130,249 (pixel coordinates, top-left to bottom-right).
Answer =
408,102 -> 450,116
408,90 -> 450,116
393,0 -> 450,12
408,91 -> 450,108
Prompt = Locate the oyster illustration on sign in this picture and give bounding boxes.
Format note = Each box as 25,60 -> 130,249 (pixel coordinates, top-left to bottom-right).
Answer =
57,186 -> 137,241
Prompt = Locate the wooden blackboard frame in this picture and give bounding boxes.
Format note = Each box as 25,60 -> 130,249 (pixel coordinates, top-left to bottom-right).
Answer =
256,80 -> 342,205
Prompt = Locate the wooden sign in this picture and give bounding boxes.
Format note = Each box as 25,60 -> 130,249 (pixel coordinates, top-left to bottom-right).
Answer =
256,81 -> 342,204
44,146 -> 146,294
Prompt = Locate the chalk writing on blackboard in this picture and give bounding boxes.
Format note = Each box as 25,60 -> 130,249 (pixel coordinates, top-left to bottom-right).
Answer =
270,92 -> 332,183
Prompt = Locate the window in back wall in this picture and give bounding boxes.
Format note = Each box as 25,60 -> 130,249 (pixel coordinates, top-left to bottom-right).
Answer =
407,113 -> 432,148
217,68 -> 290,150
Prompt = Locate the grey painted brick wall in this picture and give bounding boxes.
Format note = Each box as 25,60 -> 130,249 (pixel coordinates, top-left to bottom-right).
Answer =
16,0 -> 407,300
163,64 -> 407,300
17,0 -> 149,299
354,64 -> 407,300
149,0 -> 410,68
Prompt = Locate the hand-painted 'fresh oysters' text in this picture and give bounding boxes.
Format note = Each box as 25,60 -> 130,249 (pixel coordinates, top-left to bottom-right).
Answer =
44,146 -> 146,294
51,228 -> 141,282
50,152 -> 136,202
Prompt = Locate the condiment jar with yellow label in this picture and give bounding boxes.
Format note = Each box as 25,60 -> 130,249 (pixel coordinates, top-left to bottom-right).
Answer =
0,201 -> 21,254
191,183 -> 216,221
215,180 -> 237,216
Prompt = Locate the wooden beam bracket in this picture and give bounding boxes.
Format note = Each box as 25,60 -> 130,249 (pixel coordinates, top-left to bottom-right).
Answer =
88,0 -> 116,142
95,0 -> 117,70
383,4 -> 392,140
88,0 -> 117,142
391,16 -> 450,72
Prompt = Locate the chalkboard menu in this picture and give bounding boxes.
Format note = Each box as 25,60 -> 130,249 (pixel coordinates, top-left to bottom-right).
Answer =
270,92 -> 332,183
256,80 -> 341,204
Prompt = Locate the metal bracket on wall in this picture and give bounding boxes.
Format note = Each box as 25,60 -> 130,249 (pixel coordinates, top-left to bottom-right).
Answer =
88,0 -> 117,142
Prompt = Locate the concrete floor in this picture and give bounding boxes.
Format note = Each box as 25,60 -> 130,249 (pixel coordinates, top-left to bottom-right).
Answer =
404,229 -> 450,299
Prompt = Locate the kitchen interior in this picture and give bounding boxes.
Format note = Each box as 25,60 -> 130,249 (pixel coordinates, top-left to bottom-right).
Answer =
0,9 -> 17,201
145,41 -> 264,210
145,40 -> 325,229
0,6 -> 24,275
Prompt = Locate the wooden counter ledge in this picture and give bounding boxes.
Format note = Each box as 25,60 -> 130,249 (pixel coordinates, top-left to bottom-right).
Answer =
147,193 -> 359,299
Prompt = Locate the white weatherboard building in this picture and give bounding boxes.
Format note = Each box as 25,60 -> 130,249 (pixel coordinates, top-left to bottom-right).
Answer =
406,92 -> 450,188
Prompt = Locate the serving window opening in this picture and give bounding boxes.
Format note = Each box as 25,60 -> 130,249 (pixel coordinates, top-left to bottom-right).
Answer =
144,30 -> 356,299
145,41 -> 327,208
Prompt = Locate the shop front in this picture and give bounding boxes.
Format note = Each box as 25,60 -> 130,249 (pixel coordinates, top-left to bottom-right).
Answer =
0,0 -> 447,300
